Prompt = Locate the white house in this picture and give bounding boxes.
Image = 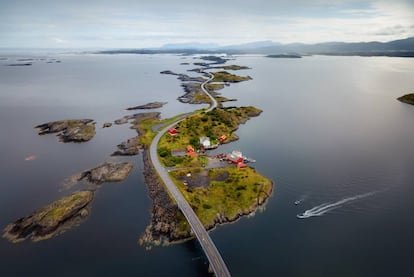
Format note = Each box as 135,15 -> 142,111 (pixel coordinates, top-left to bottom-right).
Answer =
199,136 -> 211,148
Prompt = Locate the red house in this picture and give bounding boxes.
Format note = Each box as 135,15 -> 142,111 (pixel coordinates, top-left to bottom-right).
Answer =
226,150 -> 244,164
168,128 -> 179,136
187,145 -> 197,157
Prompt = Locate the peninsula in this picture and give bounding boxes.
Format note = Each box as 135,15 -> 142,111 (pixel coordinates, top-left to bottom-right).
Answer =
139,58 -> 273,247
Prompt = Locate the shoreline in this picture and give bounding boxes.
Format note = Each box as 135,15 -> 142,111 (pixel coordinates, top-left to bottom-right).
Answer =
140,143 -> 274,245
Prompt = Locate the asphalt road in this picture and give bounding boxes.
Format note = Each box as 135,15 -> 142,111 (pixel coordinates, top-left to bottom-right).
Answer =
149,72 -> 231,277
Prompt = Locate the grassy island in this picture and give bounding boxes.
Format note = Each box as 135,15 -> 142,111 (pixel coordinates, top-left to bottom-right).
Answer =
3,191 -> 93,243
212,71 -> 252,83
397,93 -> 414,105
213,65 -> 250,70
170,167 -> 273,228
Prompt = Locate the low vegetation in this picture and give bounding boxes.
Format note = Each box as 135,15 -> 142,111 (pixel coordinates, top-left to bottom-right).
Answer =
170,167 -> 273,227
157,106 -> 262,167
212,71 -> 252,83
213,65 -> 250,70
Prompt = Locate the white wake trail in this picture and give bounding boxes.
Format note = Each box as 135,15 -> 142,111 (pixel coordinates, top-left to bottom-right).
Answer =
297,191 -> 379,219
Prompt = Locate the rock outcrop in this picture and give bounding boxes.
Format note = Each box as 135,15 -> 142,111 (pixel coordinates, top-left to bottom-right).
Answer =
126,102 -> 167,110
78,162 -> 134,185
111,136 -> 141,156
139,150 -> 190,247
35,119 -> 96,142
397,93 -> 414,105
3,191 -> 93,243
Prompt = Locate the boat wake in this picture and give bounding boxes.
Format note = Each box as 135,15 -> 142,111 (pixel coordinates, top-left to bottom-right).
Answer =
296,191 -> 379,219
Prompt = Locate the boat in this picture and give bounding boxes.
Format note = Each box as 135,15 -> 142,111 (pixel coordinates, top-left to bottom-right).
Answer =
243,156 -> 256,163
294,200 -> 301,205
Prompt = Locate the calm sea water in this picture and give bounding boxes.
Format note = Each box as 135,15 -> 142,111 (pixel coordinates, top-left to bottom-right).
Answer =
1,52 -> 414,276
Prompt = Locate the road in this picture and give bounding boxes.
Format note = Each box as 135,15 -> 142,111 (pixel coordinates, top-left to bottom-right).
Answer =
149,72 -> 231,277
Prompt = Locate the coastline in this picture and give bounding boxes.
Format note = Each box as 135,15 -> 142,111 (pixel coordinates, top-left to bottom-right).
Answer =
140,142 -> 274,245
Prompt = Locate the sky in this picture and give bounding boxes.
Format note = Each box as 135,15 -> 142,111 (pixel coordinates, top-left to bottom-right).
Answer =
1,0 -> 414,48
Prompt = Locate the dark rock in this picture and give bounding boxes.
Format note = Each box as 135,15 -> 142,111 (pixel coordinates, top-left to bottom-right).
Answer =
397,93 -> 414,105
126,102 -> 167,110
7,63 -> 32,66
160,70 -> 205,82
35,119 -> 96,143
103,122 -> 112,128
111,136 -> 141,156
266,54 -> 302,58
78,162 -> 134,185
115,112 -> 160,126
139,150 -> 190,247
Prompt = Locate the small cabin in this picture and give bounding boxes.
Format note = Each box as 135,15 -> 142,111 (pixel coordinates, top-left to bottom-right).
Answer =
168,128 -> 179,136
199,136 -> 211,148
187,145 -> 197,157
227,150 -> 244,164
219,135 -> 227,143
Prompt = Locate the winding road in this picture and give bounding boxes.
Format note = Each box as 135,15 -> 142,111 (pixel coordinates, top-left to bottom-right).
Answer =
149,72 -> 231,277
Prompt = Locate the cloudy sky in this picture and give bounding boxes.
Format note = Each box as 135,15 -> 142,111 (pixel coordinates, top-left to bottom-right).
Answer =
1,0 -> 414,48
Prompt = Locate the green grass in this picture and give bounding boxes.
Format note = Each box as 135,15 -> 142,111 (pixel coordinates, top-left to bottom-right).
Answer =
170,167 -> 273,227
157,107 -> 261,167
205,83 -> 225,92
212,71 -> 252,83
215,65 -> 250,70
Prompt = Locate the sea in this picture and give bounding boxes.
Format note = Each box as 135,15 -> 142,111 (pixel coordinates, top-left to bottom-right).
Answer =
0,50 -> 413,277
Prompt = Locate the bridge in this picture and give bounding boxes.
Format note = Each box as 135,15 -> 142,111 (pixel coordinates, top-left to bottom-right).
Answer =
149,72 -> 231,276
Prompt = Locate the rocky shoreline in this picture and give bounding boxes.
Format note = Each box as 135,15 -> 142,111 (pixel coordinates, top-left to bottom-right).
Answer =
3,191 -> 94,243
78,162 -> 134,185
139,149 -> 190,247
126,101 -> 167,110
35,119 -> 96,143
204,181 -> 273,232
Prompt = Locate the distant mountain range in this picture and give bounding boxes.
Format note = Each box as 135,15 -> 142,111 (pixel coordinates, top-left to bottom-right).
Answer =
99,37 -> 414,57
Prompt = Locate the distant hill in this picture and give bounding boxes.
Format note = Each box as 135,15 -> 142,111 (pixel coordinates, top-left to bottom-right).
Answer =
98,37 -> 414,57
160,42 -> 220,50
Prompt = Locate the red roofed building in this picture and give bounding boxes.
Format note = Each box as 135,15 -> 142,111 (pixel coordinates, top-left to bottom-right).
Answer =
168,128 -> 179,136
227,150 -> 244,164
187,145 -> 197,157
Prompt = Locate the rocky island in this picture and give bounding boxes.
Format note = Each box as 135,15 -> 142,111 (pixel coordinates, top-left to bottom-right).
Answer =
3,191 -> 93,243
398,93 -> 414,105
78,162 -> 134,185
267,54 -> 302,58
126,101 -> 167,110
35,119 -> 96,142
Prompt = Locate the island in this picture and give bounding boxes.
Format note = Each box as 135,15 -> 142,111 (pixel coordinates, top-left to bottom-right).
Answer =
267,54 -> 302,58
7,63 -> 33,66
3,191 -> 93,243
126,101 -> 167,110
161,69 -> 251,105
35,119 -> 96,143
397,93 -> 414,105
78,162 -> 134,185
